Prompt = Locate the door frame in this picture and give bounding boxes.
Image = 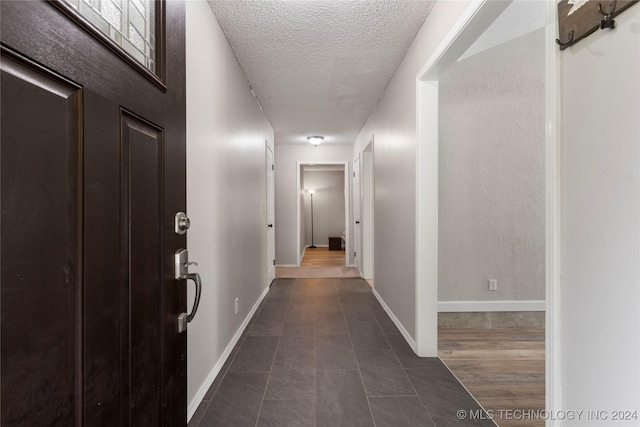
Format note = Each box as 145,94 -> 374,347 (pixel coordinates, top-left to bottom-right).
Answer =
353,156 -> 362,274
266,143 -> 276,285
413,0 -> 560,416
361,139 -> 375,282
296,161 -> 350,267
414,0 -> 510,358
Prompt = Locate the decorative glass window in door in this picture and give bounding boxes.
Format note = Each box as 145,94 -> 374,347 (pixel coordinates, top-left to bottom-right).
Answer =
64,0 -> 156,73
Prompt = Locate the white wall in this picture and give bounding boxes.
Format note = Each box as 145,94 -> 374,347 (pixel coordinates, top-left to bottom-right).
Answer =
438,29 -> 545,302
275,144 -> 353,265
303,170 -> 345,246
186,0 -> 274,417
559,8 -> 640,424
353,0 -> 472,339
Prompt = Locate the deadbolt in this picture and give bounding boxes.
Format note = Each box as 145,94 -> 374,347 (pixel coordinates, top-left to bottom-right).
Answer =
175,212 -> 190,235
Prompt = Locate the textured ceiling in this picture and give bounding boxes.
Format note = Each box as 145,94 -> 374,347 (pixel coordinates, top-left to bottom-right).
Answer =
207,0 -> 435,145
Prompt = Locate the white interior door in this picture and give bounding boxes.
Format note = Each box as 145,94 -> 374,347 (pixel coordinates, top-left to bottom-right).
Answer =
353,157 -> 362,274
266,145 -> 275,284
362,142 -> 374,280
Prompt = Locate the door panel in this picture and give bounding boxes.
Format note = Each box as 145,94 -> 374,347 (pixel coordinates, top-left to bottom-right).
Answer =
1,49 -> 81,426
353,157 -> 362,273
266,145 -> 275,283
123,112 -> 164,426
362,145 -> 374,280
83,90 -> 122,425
82,94 -> 168,426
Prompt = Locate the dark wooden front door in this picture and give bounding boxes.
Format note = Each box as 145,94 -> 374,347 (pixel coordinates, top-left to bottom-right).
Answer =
1,1 -> 187,425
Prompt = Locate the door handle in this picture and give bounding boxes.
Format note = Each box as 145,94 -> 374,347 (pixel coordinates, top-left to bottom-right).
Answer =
268,224 -> 273,228
178,273 -> 202,332
355,221 -> 360,224
175,249 -> 202,333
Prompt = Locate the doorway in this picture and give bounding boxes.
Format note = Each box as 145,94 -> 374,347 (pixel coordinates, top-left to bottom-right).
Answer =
436,6 -> 546,418
266,144 -> 276,284
361,140 -> 374,282
296,162 -> 350,267
416,2 -> 558,422
353,140 -> 374,283
353,156 -> 362,273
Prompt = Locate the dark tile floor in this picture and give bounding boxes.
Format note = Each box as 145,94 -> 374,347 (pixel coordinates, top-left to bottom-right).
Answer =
189,278 -> 494,427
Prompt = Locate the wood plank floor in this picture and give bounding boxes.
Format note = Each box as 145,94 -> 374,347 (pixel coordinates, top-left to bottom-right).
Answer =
301,246 -> 345,267
438,328 -> 545,427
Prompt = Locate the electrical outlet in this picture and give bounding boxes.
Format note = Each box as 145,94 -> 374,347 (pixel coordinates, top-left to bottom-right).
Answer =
234,298 -> 239,315
489,279 -> 497,291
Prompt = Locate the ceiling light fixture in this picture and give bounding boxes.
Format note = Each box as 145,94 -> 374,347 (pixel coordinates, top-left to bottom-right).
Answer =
307,136 -> 324,146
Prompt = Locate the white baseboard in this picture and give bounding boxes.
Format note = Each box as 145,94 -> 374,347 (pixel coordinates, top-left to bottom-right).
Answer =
438,300 -> 546,312
187,285 -> 270,422
372,288 -> 417,352
307,244 -> 329,248
276,264 -> 298,268
298,246 -> 306,265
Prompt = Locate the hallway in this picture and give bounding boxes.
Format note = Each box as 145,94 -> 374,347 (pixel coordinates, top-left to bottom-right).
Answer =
188,278 -> 493,427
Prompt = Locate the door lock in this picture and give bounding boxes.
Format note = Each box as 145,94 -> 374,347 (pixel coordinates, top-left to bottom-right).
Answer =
175,212 -> 190,235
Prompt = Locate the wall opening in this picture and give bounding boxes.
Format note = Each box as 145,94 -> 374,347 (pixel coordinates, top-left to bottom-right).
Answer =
296,161 -> 350,267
